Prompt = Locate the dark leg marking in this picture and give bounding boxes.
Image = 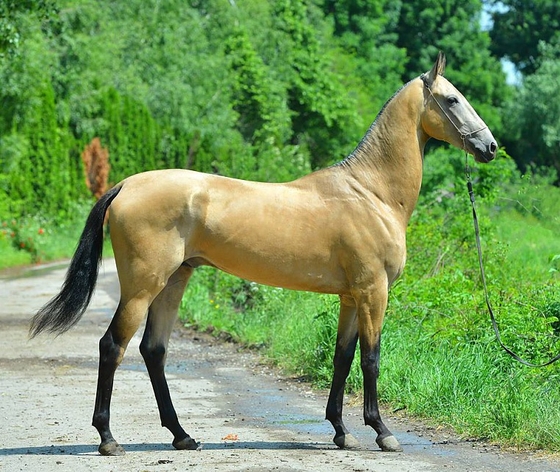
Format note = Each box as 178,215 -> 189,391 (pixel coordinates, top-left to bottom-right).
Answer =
92,327 -> 126,456
361,334 -> 402,452
140,323 -> 198,450
326,333 -> 360,449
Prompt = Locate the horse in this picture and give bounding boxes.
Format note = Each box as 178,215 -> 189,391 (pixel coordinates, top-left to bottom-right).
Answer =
30,52 -> 497,456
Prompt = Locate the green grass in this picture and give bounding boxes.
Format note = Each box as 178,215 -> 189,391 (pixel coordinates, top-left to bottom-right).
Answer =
493,210 -> 559,276
379,323 -> 560,448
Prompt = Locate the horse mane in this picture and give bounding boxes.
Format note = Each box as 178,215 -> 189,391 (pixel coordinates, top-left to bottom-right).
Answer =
335,78 -> 416,169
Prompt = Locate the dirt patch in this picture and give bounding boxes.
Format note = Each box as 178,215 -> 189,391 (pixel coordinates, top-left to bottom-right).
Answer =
1,259 -> 559,471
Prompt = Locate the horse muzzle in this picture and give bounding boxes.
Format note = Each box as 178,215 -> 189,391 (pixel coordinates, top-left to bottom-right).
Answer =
468,133 -> 498,163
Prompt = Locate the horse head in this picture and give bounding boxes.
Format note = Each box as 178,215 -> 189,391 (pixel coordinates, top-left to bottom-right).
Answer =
420,52 -> 497,163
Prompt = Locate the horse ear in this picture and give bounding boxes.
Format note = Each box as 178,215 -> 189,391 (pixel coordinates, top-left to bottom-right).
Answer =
424,51 -> 446,87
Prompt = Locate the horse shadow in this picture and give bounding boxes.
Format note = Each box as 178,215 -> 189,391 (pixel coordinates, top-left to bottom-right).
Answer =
0,440 -> 332,456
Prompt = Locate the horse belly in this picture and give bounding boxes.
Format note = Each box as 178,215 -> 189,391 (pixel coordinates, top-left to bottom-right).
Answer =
192,232 -> 347,294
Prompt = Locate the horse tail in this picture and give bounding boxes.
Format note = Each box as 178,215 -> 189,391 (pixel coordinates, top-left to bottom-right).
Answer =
29,184 -> 123,338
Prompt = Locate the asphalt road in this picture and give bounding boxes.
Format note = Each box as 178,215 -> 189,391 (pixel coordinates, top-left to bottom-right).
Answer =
1,259 -> 559,471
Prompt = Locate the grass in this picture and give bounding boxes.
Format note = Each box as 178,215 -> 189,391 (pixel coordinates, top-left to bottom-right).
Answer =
379,323 -> 560,448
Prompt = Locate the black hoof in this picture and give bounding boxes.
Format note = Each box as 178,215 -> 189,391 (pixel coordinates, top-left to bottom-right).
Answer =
333,432 -> 360,449
173,435 -> 199,450
98,439 -> 126,456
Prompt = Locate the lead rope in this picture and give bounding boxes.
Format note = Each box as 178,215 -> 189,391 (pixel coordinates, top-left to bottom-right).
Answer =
465,156 -> 560,367
423,74 -> 560,366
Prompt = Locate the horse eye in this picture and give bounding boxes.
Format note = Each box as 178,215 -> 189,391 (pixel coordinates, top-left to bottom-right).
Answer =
447,96 -> 459,106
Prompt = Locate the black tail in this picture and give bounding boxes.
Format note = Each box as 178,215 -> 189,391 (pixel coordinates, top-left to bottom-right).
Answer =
29,185 -> 123,338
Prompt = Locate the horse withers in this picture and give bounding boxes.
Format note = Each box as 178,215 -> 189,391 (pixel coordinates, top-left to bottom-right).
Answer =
30,52 -> 497,456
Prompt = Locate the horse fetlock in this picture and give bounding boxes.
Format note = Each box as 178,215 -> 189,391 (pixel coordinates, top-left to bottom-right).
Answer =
333,432 -> 360,449
98,439 -> 126,456
376,434 -> 403,452
172,435 -> 200,451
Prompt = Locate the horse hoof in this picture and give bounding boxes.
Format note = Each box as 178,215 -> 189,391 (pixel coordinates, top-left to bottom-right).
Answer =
376,434 -> 403,452
333,433 -> 360,449
173,435 -> 199,450
98,440 -> 126,456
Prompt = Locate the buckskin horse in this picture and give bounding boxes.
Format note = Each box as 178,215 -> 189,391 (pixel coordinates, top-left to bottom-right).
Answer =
30,53 -> 497,456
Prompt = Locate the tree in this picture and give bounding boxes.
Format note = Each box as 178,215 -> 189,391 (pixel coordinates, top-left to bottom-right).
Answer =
0,9 -> 80,217
272,0 -> 361,169
501,40 -> 560,178
0,0 -> 56,58
489,0 -> 560,75
321,0 -> 407,114
225,27 -> 309,182
82,137 -> 110,199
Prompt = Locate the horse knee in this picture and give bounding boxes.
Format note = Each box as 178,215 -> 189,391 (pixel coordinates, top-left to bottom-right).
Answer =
360,355 -> 379,378
333,340 -> 356,367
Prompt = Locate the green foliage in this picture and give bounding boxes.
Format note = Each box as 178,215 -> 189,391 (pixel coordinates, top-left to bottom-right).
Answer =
272,0 -> 362,169
0,199 -> 95,269
322,0 -> 407,118
489,0 -> 560,75
6,0 -> 560,222
0,0 -> 57,57
0,12 -> 80,217
501,41 -> 560,178
1,219 -> 45,263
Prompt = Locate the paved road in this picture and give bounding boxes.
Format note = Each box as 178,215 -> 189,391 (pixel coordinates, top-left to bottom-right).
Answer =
1,259 -> 559,471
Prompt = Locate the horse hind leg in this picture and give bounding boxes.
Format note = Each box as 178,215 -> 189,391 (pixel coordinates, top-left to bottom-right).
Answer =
92,292 -> 155,456
139,265 -> 198,451
92,248 -> 187,456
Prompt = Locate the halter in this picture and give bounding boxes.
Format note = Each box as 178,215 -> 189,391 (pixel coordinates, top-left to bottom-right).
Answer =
420,74 -> 488,151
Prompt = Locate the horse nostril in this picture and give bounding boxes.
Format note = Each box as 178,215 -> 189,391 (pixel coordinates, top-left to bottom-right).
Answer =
490,141 -> 497,154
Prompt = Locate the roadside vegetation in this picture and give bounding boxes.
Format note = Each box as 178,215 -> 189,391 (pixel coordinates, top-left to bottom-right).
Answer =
2,0 -> 560,453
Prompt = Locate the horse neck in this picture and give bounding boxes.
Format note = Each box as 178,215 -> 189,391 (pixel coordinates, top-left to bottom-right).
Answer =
340,78 -> 428,224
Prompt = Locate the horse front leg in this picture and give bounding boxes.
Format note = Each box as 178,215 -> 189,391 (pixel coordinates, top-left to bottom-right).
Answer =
326,297 -> 359,449
357,285 -> 403,452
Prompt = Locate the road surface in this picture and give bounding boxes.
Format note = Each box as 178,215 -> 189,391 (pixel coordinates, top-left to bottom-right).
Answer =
1,259 -> 559,471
